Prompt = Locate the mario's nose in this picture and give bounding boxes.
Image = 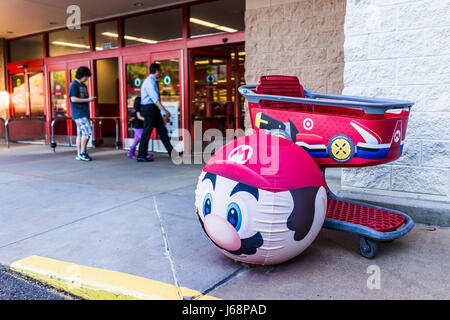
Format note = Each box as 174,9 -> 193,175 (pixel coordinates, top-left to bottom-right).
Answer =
204,215 -> 241,251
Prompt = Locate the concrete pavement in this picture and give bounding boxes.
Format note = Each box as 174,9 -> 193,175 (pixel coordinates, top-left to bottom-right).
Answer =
0,144 -> 449,299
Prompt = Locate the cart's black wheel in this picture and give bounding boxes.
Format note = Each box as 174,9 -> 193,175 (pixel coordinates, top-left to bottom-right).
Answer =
359,236 -> 378,259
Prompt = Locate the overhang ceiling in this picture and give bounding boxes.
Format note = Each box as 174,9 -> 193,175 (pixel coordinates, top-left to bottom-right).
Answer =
0,0 -> 193,39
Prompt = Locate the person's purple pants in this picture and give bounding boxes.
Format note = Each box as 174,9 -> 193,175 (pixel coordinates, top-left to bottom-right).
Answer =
128,128 -> 152,159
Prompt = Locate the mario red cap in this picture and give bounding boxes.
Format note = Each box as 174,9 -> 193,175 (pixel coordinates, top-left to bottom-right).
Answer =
203,134 -> 325,192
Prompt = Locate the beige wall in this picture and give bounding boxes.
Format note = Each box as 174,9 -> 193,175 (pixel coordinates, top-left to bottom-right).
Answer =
244,0 -> 346,129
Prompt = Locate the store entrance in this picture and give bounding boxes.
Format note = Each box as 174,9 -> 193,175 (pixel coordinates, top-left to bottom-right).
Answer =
123,50 -> 182,153
190,44 -> 245,151
93,58 -> 120,147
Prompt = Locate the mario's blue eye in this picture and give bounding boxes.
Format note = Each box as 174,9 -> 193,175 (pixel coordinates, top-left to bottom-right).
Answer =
227,202 -> 242,231
202,193 -> 212,216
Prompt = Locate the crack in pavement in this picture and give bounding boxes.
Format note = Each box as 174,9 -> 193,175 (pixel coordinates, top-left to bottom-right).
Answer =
152,196 -> 184,300
189,267 -> 247,300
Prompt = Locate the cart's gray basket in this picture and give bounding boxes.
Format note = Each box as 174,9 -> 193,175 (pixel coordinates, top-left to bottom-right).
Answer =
239,84 -> 414,115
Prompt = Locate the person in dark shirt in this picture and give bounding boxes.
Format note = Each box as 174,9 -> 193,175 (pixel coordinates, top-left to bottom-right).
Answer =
68,67 -> 96,161
127,97 -> 153,160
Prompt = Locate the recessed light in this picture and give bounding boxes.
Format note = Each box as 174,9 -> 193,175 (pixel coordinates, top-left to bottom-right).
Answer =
134,2 -> 144,7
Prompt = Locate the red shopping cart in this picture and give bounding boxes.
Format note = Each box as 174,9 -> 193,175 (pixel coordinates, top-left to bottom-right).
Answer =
239,75 -> 414,258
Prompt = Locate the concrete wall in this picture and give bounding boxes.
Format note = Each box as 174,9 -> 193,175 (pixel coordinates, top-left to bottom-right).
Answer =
244,0 -> 346,129
341,0 -> 450,225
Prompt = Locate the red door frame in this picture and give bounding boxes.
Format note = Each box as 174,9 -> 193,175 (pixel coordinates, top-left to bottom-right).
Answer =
46,59 -> 91,143
8,60 -> 45,118
189,48 -> 235,141
151,50 -> 183,149
121,50 -> 183,147
121,54 -> 150,146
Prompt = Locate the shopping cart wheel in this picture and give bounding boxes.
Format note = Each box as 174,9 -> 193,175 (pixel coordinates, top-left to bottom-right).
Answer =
359,236 -> 378,259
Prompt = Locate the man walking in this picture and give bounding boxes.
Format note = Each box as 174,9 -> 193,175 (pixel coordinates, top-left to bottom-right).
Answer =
137,63 -> 174,162
69,66 -> 96,161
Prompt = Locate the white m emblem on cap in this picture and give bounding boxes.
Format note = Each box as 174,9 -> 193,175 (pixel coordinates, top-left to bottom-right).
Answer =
228,145 -> 253,164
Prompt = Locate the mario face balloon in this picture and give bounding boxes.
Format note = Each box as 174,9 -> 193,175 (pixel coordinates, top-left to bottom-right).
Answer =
195,134 -> 327,266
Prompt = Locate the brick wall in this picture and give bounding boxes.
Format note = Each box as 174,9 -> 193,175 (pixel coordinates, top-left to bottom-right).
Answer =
342,0 -> 450,224
244,0 -> 346,130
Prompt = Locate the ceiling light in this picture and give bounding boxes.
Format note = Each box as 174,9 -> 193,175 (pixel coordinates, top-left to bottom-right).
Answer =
52,41 -> 90,49
216,26 -> 238,33
102,32 -> 119,38
103,32 -> 157,44
195,60 -> 210,65
189,18 -> 218,28
238,51 -> 245,56
190,17 -> 238,33
134,2 -> 144,7
137,38 -> 157,44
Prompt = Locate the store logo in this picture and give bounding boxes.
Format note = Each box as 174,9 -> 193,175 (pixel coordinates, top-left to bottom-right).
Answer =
228,145 -> 253,164
303,118 -> 314,130
66,5 -> 81,30
163,75 -> 171,85
206,74 -> 216,84
134,78 -> 142,87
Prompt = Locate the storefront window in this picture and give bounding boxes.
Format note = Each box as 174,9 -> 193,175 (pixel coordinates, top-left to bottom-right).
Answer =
11,74 -> 26,118
189,0 -> 245,37
124,8 -> 182,46
155,59 -> 180,140
95,20 -> 119,50
49,26 -> 90,57
28,72 -> 45,117
126,62 -> 148,137
50,71 -> 67,118
8,36 -> 43,62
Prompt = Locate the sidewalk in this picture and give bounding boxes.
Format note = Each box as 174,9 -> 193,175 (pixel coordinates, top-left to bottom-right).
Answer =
0,144 -> 449,299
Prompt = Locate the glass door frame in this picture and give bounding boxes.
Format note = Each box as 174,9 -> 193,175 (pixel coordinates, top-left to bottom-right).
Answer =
47,60 -> 92,145
121,50 -> 184,151
121,53 -> 150,149
151,50 -> 183,152
8,64 -> 45,119
189,48 -> 233,143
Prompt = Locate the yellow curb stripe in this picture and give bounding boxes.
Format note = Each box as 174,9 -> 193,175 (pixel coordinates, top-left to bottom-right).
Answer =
10,255 -> 220,300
